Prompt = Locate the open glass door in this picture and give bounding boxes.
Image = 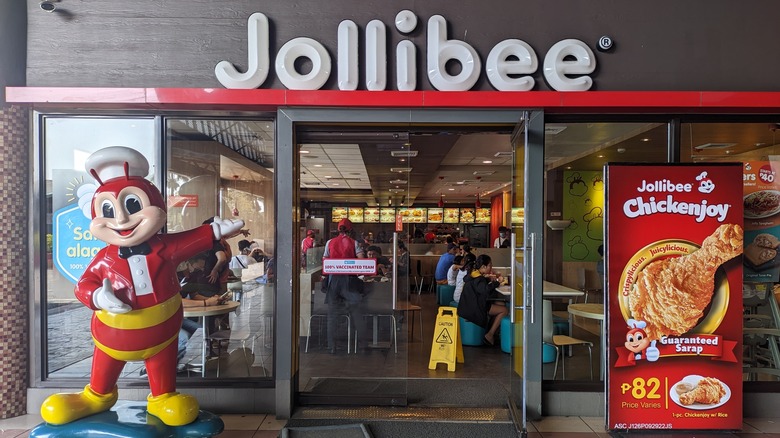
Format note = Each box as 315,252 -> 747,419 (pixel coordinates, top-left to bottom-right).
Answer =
296,121 -> 412,406
508,111 -> 544,432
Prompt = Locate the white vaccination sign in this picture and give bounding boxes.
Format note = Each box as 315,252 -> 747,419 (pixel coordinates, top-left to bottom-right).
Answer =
322,258 -> 377,275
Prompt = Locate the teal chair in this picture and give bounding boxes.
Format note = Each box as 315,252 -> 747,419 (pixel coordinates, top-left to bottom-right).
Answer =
437,284 -> 456,306
500,317 -> 511,354
458,316 -> 487,346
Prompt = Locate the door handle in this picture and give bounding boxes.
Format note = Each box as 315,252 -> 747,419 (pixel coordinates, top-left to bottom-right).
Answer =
528,232 -> 536,324
392,232 -> 398,310
510,232 -> 516,324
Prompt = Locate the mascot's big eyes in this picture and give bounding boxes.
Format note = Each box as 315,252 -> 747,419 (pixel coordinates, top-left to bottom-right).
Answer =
101,200 -> 115,218
124,194 -> 143,215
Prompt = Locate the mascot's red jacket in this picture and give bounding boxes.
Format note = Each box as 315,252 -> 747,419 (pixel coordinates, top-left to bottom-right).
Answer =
76,228 -> 213,363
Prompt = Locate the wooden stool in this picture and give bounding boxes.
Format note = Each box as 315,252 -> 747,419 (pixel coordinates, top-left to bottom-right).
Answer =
395,301 -> 423,340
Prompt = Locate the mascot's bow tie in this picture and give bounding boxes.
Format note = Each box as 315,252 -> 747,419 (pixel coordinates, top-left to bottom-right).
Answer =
118,242 -> 152,259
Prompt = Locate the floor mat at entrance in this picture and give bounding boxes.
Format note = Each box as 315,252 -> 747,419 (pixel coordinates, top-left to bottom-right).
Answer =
280,423 -> 372,438
303,377 -> 508,407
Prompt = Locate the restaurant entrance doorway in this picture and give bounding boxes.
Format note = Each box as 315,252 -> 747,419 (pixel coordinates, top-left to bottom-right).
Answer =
279,108 -> 543,434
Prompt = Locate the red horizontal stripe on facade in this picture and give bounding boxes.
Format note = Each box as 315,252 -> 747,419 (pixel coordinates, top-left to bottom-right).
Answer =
7,88 -> 780,113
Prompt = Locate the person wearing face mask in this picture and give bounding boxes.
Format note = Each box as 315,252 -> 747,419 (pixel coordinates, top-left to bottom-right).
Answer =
493,226 -> 510,248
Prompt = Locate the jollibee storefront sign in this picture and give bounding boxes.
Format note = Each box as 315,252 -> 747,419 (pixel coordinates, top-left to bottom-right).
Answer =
606,164 -> 743,431
215,12 -> 598,92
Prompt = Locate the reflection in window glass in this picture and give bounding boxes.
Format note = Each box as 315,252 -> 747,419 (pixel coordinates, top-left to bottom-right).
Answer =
167,119 -> 275,379
44,116 -> 157,378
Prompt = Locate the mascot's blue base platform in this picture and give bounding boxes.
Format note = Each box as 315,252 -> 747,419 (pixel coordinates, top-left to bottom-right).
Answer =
30,400 -> 224,437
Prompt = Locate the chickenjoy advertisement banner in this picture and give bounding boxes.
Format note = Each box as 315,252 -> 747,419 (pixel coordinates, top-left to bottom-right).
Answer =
606,164 -> 743,431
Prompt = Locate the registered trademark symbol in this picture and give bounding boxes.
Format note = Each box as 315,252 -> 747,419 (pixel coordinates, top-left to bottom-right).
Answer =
598,36 -> 613,51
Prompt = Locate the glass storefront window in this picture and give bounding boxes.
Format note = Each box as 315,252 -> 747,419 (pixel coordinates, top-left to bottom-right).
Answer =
543,121 -> 668,383
166,118 -> 276,379
43,116 -> 157,378
682,121 -> 780,383
41,116 -> 276,382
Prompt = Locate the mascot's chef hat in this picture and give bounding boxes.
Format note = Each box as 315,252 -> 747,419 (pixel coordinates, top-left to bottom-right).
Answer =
84,146 -> 166,218
85,146 -> 149,185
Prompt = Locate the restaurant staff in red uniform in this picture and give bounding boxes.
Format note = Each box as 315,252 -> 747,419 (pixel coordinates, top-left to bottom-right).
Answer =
40,147 -> 244,427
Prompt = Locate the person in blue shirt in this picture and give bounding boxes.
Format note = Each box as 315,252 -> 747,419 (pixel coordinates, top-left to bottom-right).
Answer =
434,243 -> 459,284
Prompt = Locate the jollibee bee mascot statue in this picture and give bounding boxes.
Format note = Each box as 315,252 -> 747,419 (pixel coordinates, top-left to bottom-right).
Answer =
40,146 -> 244,427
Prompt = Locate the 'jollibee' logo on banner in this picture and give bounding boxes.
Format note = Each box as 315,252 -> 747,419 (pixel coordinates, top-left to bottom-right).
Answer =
696,171 -> 715,194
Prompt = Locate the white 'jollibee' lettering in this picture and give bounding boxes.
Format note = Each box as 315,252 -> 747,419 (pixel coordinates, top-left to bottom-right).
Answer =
366,20 -> 387,91
426,15 -> 481,91
396,40 -> 416,91
215,11 -> 599,92
274,37 -> 331,90
543,39 -> 596,91
395,10 -> 417,92
337,20 -> 358,91
214,12 -> 270,89
486,39 -> 537,91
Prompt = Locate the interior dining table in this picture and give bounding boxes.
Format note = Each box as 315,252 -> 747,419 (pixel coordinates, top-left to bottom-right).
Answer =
183,301 -> 241,377
568,302 -> 605,380
496,282 -> 585,344
495,281 -> 585,300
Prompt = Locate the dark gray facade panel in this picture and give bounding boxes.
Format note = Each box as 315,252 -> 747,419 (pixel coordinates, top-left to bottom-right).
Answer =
1,0 -> 27,104
24,0 -> 780,91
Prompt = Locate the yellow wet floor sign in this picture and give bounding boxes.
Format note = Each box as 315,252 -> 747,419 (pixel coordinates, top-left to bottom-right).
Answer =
428,306 -> 464,371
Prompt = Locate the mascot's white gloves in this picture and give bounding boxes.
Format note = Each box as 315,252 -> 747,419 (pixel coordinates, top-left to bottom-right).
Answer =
211,217 -> 245,240
93,278 -> 132,313
646,340 -> 660,362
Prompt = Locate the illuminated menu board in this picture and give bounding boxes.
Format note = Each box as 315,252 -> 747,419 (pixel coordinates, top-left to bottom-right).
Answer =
331,206 -> 501,224
408,207 -> 427,223
460,208 -> 475,223
364,207 -> 380,223
348,207 -> 364,223
475,208 -> 491,223
443,208 -> 459,223
511,207 -> 524,224
400,207 -> 427,223
379,208 -> 396,223
332,206 -> 348,222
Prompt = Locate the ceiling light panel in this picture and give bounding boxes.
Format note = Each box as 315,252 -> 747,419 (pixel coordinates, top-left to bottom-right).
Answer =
390,150 -> 419,157
694,142 -> 738,150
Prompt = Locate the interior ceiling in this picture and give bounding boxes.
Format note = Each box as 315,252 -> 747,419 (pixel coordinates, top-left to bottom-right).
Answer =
175,119 -> 780,206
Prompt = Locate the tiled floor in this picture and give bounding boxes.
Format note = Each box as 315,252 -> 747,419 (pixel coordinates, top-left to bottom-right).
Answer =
4,413 -> 780,437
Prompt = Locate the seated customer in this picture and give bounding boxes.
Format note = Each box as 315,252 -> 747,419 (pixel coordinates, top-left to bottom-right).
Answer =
366,245 -> 392,276
230,239 -> 258,270
457,254 -> 509,346
453,253 -> 476,303
447,255 -> 464,286
434,243 -> 458,284
179,254 -> 230,335
257,252 -> 276,284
